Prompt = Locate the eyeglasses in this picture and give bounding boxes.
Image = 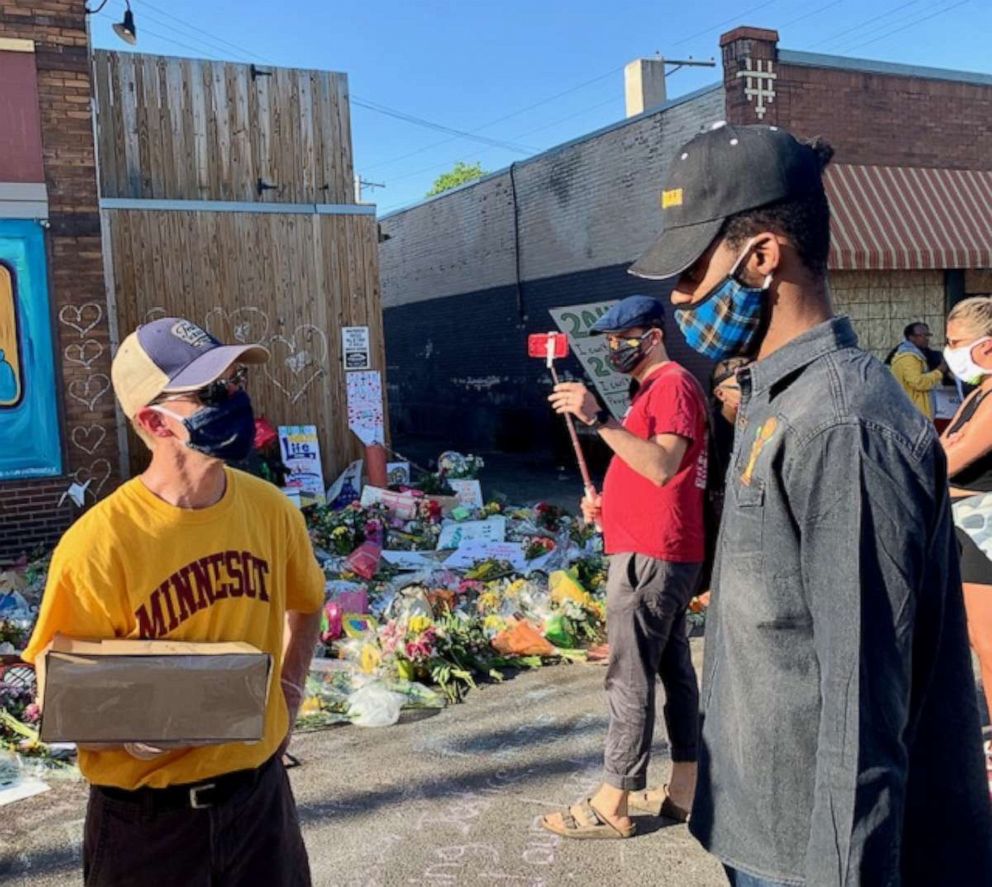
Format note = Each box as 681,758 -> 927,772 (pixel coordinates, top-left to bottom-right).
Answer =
194,366 -> 248,406
606,331 -> 653,352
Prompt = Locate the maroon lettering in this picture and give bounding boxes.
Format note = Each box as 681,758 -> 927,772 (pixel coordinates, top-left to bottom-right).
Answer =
255,559 -> 270,602
160,579 -> 180,631
191,558 -> 215,605
225,551 -> 244,598
136,591 -> 167,639
241,550 -> 256,598
209,553 -> 228,600
171,567 -> 200,622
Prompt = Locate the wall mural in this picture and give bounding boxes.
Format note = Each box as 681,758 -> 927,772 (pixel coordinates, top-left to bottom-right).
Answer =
0,219 -> 61,480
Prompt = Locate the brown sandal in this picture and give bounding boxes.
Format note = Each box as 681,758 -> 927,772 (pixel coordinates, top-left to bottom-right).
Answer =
540,799 -> 637,840
628,785 -> 690,822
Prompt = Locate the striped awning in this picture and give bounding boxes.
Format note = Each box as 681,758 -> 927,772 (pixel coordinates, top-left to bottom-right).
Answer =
825,164 -> 992,271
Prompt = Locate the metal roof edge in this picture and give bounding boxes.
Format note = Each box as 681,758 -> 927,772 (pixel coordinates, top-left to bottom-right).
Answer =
378,82 -> 724,221
779,49 -> 992,87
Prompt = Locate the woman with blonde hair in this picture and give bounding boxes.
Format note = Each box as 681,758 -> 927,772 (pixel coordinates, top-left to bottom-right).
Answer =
940,295 -> 992,727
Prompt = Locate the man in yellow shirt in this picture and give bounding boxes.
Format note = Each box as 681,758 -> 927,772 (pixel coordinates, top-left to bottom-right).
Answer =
23,317 -> 325,887
890,322 -> 946,418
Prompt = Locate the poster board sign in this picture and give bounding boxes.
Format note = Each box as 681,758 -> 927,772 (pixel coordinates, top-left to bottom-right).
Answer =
342,326 -> 371,371
326,459 -> 363,506
548,300 -> 629,420
436,517 -> 506,550
448,479 -> 483,508
278,425 -> 325,505
346,371 -> 385,445
443,541 -> 526,571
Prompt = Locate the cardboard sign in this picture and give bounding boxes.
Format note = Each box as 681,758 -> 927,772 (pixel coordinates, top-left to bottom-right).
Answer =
443,541 -> 526,570
278,425 -> 326,505
448,478 -> 483,508
346,371 -> 385,445
342,326 -> 371,371
436,517 -> 506,550
548,300 -> 629,420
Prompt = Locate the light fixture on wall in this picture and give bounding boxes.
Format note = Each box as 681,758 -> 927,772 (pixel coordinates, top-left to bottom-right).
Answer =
85,1 -> 138,46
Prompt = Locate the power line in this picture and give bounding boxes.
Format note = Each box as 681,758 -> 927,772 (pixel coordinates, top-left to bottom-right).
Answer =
96,9 -> 212,58
841,0 -> 970,52
672,0 -> 782,48
809,0 -> 921,49
777,0 -> 845,31
138,0 -> 270,63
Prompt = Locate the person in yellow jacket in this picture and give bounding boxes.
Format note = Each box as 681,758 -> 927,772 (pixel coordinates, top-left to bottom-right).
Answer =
889,322 -> 946,418
23,317 -> 325,887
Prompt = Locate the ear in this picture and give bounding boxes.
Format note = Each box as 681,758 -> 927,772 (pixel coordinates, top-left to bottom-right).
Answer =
134,405 -> 175,440
976,338 -> 992,368
714,387 -> 728,404
746,233 -> 783,282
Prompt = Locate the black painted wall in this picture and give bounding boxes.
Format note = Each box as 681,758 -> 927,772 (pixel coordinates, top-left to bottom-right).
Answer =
383,261 -> 712,466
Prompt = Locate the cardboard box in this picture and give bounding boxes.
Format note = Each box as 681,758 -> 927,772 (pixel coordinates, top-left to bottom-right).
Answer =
37,636 -> 271,745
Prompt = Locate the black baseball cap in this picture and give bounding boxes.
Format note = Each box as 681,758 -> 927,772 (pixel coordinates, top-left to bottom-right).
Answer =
630,123 -> 826,280
590,295 -> 665,334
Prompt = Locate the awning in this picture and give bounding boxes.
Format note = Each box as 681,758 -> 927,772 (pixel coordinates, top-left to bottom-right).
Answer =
825,164 -> 992,271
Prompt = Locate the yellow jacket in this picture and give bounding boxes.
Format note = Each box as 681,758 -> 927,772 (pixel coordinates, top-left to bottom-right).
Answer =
891,348 -> 943,418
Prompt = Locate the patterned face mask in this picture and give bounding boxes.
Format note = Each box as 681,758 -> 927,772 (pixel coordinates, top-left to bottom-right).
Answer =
674,238 -> 771,361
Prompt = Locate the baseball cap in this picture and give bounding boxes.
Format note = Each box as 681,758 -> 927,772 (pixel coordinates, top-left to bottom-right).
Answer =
590,295 -> 665,335
111,317 -> 269,417
630,123 -> 826,280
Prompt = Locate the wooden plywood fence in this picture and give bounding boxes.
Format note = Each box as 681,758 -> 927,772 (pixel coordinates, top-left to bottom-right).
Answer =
92,51 -> 354,204
103,208 -> 386,480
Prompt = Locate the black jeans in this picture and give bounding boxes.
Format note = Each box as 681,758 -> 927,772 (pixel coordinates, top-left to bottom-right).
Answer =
603,553 -> 701,790
83,756 -> 311,886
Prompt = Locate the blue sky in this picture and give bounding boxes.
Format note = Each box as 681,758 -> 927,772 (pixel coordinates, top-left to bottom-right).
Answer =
89,0 -> 990,214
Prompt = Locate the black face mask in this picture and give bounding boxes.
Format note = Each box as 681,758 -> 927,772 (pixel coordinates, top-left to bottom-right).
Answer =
155,389 -> 256,461
607,331 -> 654,374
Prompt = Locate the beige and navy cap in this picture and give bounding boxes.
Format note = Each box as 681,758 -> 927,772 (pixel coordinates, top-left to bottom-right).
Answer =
111,317 -> 269,418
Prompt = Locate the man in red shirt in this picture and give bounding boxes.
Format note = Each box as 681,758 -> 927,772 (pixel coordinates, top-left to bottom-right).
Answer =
542,294 -> 708,840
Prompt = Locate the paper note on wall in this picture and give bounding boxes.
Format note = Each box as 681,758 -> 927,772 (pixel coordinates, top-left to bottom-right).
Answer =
548,300 -> 629,420
346,371 -> 385,445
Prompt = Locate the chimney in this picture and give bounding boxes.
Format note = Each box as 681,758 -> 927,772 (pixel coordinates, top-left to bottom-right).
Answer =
720,27 -> 780,124
624,58 -> 667,117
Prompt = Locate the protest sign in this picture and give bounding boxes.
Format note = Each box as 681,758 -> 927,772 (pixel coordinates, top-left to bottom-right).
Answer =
278,425 -> 325,505
346,371 -> 385,445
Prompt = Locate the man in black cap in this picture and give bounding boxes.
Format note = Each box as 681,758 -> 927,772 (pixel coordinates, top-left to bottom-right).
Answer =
541,294 -> 709,840
631,122 -> 992,884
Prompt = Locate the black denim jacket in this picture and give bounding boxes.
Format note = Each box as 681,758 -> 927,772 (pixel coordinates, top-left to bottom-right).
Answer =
690,318 -> 992,886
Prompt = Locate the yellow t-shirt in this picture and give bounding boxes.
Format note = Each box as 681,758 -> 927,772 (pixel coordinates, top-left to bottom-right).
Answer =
23,468 -> 325,789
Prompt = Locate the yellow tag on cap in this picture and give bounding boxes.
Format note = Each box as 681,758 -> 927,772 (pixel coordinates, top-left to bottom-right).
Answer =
661,188 -> 683,208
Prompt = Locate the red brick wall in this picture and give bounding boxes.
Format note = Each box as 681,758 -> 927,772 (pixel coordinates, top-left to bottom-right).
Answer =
721,27 -> 992,170
0,2 -> 118,560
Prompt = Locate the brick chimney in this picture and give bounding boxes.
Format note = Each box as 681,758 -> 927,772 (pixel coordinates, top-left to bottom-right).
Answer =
624,58 -> 667,117
720,27 -> 780,124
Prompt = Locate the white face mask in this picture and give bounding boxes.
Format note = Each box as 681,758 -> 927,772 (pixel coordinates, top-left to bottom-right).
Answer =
944,337 -> 992,385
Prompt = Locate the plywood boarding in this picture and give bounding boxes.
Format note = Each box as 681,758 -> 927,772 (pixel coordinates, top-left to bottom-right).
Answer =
103,209 -> 387,480
92,51 -> 354,205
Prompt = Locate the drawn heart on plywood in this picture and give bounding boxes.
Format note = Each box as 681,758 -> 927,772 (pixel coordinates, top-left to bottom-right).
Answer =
74,458 -> 113,496
70,425 -> 107,456
144,307 -> 167,323
65,340 -> 104,369
59,303 -> 104,338
204,306 -> 270,346
264,325 -> 328,404
67,374 -> 112,411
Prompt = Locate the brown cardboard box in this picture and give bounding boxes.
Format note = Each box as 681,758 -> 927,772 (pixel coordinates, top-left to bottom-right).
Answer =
37,636 -> 271,745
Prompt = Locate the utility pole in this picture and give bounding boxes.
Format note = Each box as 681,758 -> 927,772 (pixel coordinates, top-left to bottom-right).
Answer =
354,175 -> 385,204
624,56 -> 716,117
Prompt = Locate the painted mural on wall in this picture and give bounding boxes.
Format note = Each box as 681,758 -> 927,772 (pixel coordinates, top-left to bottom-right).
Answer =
0,219 -> 62,480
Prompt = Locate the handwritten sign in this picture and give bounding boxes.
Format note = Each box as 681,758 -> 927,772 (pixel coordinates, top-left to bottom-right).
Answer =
342,326 -> 371,371
548,300 -> 629,420
448,479 -> 483,508
346,371 -> 385,445
443,540 -> 526,570
278,425 -> 325,505
436,517 -> 506,550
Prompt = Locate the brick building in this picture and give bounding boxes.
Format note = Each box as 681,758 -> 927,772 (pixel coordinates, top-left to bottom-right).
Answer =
379,26 -> 992,462
0,2 -> 118,558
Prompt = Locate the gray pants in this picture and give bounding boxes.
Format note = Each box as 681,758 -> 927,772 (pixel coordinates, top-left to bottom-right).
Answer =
603,553 -> 701,791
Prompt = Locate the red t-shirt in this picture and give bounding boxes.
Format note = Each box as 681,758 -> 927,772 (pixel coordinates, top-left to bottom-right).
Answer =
601,361 -> 708,562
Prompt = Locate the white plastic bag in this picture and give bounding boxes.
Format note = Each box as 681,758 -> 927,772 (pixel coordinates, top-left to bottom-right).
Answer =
346,681 -> 406,728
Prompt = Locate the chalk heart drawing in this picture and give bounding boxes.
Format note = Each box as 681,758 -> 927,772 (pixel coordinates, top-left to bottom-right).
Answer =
70,424 -> 107,456
144,307 -> 167,323
67,374 -> 111,411
59,303 -> 104,338
73,458 -> 113,496
64,339 -> 104,369
264,325 -> 328,404
204,306 -> 270,345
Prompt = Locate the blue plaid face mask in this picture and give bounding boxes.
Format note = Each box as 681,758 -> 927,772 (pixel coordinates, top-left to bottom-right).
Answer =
675,239 -> 771,360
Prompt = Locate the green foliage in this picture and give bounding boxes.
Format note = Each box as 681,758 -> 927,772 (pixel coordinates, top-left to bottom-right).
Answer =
426,161 -> 488,197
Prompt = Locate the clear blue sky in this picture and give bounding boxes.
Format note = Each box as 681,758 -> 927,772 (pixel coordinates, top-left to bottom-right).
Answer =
89,0 -> 991,214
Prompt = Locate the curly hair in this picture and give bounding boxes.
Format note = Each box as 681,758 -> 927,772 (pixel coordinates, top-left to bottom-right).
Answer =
721,137 -> 835,276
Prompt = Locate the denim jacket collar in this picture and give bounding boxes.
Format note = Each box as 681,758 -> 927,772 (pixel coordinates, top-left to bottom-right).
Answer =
739,316 -> 858,397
